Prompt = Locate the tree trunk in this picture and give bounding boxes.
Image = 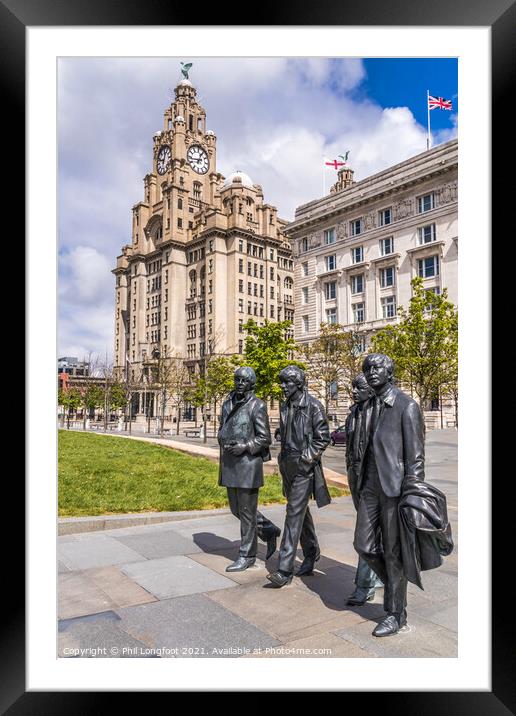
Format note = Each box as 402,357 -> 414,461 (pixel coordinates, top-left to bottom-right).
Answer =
176,404 -> 181,435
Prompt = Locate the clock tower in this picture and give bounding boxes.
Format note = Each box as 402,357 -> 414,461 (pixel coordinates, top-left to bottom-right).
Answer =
112,73 -> 294,425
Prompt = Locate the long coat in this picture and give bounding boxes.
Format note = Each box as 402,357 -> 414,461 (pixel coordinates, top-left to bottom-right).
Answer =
358,386 -> 425,498
398,475 -> 454,589
344,402 -> 367,510
277,389 -> 331,508
217,391 -> 271,489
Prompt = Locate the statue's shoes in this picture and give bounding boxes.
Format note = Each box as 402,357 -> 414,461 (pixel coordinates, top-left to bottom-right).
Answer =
346,587 -> 376,606
372,612 -> 407,637
265,528 -> 282,561
266,570 -> 293,587
225,557 -> 256,572
295,549 -> 321,576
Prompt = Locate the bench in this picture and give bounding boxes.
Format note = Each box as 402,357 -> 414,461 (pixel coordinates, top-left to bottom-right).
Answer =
184,429 -> 201,438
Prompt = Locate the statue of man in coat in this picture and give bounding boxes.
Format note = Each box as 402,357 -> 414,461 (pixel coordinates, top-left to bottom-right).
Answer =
218,366 -> 281,572
353,353 -> 425,637
267,365 -> 331,587
345,372 -> 383,606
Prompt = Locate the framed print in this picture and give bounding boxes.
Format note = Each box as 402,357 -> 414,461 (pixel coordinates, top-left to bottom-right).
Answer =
3,0 -> 507,708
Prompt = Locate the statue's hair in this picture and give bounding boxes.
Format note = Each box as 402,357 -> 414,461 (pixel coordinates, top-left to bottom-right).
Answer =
352,372 -> 374,395
278,365 -> 306,388
362,353 -> 395,379
234,365 -> 257,388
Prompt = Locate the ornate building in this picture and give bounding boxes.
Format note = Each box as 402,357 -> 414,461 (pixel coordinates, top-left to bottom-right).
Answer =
112,77 -> 294,421
284,138 -> 458,428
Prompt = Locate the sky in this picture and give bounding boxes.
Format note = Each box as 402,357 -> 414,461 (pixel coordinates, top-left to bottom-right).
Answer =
58,57 -> 458,363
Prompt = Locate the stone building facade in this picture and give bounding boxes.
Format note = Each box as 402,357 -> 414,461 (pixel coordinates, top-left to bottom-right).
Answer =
112,79 -> 294,423
284,139 -> 458,428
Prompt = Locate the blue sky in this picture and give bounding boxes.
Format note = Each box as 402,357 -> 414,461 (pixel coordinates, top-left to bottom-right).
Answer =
58,57 -> 458,363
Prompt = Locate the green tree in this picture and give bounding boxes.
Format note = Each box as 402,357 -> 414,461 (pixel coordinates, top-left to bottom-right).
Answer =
84,385 -> 105,421
372,277 -> 458,411
239,319 -> 304,401
109,383 -> 127,412
189,355 -> 235,434
297,323 -> 367,413
59,387 -> 82,429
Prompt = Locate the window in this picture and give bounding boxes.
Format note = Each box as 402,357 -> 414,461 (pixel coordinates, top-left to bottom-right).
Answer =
379,208 -> 392,226
350,218 -> 363,236
418,255 -> 440,278
324,228 -> 336,245
380,266 -> 395,288
270,305 -> 275,318
351,274 -> 364,294
302,287 -> 309,304
178,198 -> 183,209
247,262 -> 252,276
381,296 -> 397,318
380,237 -> 394,256
325,281 -> 336,300
270,267 -> 274,280
248,282 -> 252,295
239,280 -> 243,293
326,307 -> 337,324
418,224 -> 436,244
193,182 -> 202,200
418,193 -> 435,213
352,302 -> 365,323
325,254 -> 336,271
239,319 -> 243,333
270,249 -> 274,260
238,299 -> 244,313
239,239 -> 244,252
302,315 -> 309,333
238,340 -> 243,354
177,218 -> 183,229
302,262 -> 309,277
301,238 -> 309,252
239,258 -> 243,273
351,246 -> 363,264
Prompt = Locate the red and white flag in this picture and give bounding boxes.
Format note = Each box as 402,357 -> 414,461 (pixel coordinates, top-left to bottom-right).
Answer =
428,95 -> 453,111
324,158 -> 345,170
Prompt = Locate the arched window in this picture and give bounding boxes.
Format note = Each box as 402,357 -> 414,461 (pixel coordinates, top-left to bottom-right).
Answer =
284,276 -> 293,289
189,269 -> 197,298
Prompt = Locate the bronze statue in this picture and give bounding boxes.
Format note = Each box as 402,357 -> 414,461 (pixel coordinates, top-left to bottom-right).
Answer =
218,367 -> 281,572
345,373 -> 383,606
353,353 -> 425,636
267,365 -> 331,587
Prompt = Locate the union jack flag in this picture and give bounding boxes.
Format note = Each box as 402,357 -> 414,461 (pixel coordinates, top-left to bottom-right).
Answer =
428,95 -> 453,110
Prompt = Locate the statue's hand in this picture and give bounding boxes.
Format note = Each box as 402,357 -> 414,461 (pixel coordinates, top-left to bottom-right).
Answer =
226,443 -> 246,456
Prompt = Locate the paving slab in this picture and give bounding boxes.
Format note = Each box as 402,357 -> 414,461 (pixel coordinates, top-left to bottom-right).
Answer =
85,566 -> 158,609
120,555 -> 237,599
207,579 -> 367,642
58,611 -> 158,658
113,528 -> 204,559
58,533 -> 146,570
117,593 -> 281,657
333,612 -> 458,658
59,572 -> 117,619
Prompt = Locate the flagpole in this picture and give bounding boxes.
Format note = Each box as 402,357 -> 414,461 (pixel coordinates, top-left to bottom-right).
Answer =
322,156 -> 325,196
426,90 -> 431,150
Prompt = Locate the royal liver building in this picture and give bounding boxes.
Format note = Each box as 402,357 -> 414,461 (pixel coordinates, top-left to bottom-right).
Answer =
112,74 -> 294,418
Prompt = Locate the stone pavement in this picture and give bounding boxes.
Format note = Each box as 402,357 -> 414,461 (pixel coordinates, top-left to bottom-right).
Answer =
58,429 -> 458,659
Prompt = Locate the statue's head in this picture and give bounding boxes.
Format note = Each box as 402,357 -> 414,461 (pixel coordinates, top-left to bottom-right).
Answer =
279,365 -> 305,400
362,353 -> 394,390
351,372 -> 374,404
233,366 -> 256,397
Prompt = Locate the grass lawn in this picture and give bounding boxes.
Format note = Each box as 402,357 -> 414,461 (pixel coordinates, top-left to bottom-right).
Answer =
58,430 -> 347,516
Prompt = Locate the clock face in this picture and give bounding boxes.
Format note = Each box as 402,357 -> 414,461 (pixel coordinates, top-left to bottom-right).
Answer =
157,145 -> 171,175
187,145 -> 209,174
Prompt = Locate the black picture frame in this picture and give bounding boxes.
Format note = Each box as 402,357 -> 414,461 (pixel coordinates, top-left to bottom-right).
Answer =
6,0 -> 505,710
